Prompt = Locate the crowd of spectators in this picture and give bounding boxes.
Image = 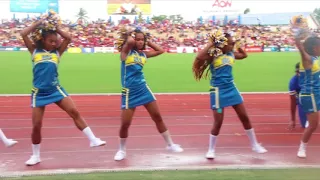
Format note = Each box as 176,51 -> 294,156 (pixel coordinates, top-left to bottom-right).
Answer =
1,17 -> 319,49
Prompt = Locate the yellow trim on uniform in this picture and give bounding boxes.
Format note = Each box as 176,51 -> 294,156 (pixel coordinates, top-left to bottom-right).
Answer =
213,55 -> 235,69
56,86 -> 67,97
31,88 -> 39,108
311,93 -> 317,112
122,88 -> 130,109
146,84 -> 156,100
210,86 -> 220,109
215,87 -> 220,109
300,94 -> 317,112
33,52 -> 59,65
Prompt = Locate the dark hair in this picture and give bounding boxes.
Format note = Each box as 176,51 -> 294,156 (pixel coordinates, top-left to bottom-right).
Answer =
193,32 -> 231,81
133,29 -> 147,50
303,36 -> 320,56
295,62 -> 300,69
35,30 -> 57,50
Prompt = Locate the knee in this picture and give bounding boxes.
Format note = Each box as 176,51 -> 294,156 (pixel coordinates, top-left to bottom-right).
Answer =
308,122 -> 318,132
67,108 -> 81,120
151,112 -> 162,123
211,121 -> 222,135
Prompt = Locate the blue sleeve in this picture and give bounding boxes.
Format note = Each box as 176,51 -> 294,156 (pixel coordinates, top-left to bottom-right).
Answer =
289,76 -> 298,95
227,52 -> 235,59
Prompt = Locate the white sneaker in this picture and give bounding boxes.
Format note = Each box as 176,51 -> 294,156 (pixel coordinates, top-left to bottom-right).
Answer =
297,148 -> 306,158
205,151 -> 216,159
90,138 -> 106,147
4,139 -> 18,148
166,144 -> 184,152
252,143 -> 268,153
25,155 -> 41,166
114,150 -> 126,161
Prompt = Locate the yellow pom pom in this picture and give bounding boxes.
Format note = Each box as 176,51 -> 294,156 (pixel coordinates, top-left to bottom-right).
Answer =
31,28 -> 42,42
290,15 -> 308,28
207,29 -> 228,57
290,15 -> 310,40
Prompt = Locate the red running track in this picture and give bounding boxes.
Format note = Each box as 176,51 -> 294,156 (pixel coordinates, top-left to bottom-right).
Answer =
0,93 -> 320,176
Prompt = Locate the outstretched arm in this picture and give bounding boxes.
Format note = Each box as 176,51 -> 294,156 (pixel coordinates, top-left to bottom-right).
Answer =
144,41 -> 165,58
20,20 -> 42,54
56,27 -> 72,56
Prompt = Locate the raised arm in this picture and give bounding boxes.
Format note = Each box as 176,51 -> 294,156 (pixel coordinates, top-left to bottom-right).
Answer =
192,42 -> 214,81
20,20 -> 42,54
56,27 -> 72,56
234,47 -> 248,60
120,36 -> 135,61
144,41 -> 165,58
295,37 -> 312,70
195,42 -> 213,62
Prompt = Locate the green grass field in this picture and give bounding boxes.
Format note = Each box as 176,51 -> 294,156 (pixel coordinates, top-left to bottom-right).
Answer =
0,52 -> 299,94
6,169 -> 320,180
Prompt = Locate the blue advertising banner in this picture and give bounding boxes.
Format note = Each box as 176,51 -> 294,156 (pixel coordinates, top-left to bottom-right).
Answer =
82,48 -> 94,53
10,0 -> 59,13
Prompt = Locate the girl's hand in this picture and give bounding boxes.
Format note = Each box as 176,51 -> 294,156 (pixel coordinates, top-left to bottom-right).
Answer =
287,120 -> 296,130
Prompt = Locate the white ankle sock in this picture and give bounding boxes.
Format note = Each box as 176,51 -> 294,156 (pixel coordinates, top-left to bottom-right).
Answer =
208,134 -> 217,152
0,129 -> 8,143
119,138 -> 127,151
32,144 -> 40,157
245,128 -> 259,146
82,127 -> 96,141
161,130 -> 174,146
299,141 -> 307,150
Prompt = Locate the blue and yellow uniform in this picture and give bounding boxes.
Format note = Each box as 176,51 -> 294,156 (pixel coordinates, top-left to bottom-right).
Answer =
298,56 -> 320,113
121,50 -> 156,109
289,75 -> 308,127
209,52 -> 243,110
31,49 -> 68,107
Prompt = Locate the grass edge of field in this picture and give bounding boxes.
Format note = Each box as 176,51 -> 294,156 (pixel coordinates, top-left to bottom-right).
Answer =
5,168 -> 320,180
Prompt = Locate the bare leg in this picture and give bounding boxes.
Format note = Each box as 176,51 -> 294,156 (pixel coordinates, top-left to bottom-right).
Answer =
114,108 -> 135,161
233,103 -> 267,153
25,107 -> 45,166
144,101 -> 183,152
56,97 -> 106,147
206,108 -> 224,159
298,112 -> 319,158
